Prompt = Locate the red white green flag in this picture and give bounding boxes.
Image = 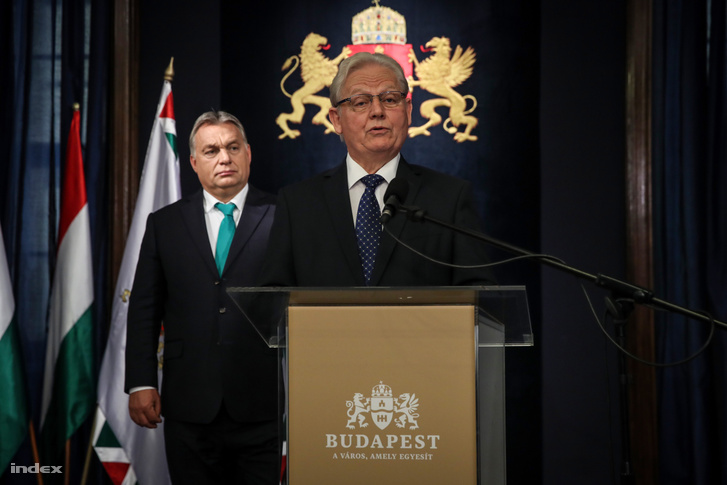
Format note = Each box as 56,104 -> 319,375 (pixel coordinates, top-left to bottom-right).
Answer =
0,226 -> 29,474
40,106 -> 96,461
94,78 -> 179,484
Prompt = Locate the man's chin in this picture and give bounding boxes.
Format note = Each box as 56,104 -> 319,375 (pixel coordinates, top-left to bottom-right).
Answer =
214,176 -> 245,187
211,180 -> 246,194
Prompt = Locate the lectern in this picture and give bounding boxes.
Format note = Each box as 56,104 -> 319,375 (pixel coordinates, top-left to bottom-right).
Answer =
228,286 -> 532,485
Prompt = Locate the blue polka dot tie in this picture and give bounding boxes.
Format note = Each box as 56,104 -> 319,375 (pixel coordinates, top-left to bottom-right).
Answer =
215,202 -> 236,276
355,174 -> 385,285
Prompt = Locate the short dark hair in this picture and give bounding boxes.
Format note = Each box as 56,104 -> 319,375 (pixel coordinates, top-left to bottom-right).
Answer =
189,110 -> 248,153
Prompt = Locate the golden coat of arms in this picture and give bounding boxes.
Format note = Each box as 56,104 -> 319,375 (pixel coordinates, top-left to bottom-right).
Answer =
276,1 -> 479,143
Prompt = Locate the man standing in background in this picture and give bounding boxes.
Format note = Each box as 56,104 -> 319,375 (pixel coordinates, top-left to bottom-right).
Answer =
126,111 -> 279,485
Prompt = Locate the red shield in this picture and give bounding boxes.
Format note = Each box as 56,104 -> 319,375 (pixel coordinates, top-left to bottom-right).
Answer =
347,44 -> 413,80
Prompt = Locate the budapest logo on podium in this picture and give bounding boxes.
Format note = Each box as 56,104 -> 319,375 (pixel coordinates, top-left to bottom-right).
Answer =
346,381 -> 420,431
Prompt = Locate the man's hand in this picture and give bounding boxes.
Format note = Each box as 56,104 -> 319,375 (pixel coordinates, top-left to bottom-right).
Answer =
128,388 -> 163,428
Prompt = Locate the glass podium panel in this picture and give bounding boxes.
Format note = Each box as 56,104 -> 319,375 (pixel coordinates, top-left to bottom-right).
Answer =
228,286 -> 533,485
228,286 -> 533,348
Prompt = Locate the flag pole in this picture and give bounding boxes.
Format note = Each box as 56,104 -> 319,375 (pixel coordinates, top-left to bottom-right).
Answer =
79,408 -> 98,485
28,421 -> 44,485
64,440 -> 71,485
165,57 -> 175,81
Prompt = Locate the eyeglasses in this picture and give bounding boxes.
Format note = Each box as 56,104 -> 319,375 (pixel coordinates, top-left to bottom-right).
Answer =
334,91 -> 408,112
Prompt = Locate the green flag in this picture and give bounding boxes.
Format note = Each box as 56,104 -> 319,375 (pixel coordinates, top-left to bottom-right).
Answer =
40,107 -> 95,461
0,226 -> 29,473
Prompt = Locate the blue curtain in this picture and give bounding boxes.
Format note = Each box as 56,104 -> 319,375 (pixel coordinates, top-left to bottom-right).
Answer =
653,0 -> 727,482
0,0 -> 110,483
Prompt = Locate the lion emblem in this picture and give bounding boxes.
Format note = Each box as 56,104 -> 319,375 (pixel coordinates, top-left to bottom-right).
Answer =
408,37 -> 479,142
394,393 -> 420,430
345,392 -> 370,429
276,33 -> 351,140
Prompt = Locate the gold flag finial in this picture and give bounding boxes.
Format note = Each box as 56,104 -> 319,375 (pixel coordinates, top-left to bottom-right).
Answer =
72,102 -> 80,111
164,57 -> 175,82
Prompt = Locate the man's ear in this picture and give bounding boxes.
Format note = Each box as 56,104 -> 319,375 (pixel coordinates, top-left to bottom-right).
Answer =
329,107 -> 343,134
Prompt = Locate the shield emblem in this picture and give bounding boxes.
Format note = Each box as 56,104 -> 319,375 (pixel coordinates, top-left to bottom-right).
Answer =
371,396 -> 394,430
347,44 -> 413,80
347,3 -> 413,94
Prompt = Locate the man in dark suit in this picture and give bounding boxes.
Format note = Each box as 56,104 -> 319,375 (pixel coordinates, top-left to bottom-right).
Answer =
260,52 -> 494,286
126,111 -> 278,484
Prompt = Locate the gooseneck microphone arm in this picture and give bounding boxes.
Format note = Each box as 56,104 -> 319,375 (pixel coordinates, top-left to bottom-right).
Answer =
395,203 -> 727,330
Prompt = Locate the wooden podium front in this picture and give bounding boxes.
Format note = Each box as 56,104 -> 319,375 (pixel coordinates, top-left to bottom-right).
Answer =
288,305 -> 477,484
227,287 -> 533,485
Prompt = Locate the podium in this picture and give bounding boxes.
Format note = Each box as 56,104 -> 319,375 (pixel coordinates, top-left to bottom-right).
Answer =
228,286 -> 533,485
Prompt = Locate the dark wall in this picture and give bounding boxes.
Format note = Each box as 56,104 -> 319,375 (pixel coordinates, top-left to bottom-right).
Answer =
139,0 -> 221,195
540,1 -> 627,484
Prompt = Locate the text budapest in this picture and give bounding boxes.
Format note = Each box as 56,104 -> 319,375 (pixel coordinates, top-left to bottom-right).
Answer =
325,434 -> 441,450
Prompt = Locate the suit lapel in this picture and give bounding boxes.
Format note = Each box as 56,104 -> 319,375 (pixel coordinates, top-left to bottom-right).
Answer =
324,163 -> 367,286
180,191 -> 218,277
223,186 -> 271,274
369,158 -> 422,286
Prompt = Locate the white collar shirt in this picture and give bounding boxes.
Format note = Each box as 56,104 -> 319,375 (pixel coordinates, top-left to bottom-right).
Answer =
346,153 -> 400,226
202,185 -> 249,256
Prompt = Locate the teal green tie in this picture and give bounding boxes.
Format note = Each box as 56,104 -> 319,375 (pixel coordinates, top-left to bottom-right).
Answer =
215,202 -> 236,276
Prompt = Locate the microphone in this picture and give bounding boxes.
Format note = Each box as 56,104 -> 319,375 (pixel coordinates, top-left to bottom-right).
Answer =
380,177 -> 409,224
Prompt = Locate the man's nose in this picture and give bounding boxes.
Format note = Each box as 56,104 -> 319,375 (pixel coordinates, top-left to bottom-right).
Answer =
369,96 -> 385,116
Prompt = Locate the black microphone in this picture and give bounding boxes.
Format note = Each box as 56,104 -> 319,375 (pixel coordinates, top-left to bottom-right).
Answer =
380,177 -> 409,224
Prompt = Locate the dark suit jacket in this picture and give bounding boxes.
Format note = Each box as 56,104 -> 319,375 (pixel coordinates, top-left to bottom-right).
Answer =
259,158 -> 494,287
125,186 -> 277,424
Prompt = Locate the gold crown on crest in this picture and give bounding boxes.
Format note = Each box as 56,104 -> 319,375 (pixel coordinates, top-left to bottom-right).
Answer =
352,0 -> 407,45
371,381 -> 393,397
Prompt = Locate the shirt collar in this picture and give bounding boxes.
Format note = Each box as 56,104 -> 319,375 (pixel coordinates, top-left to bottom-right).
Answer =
202,185 -> 249,214
346,153 -> 400,189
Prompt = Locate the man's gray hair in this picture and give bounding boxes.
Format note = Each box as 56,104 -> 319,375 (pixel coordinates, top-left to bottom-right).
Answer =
329,52 -> 409,107
189,110 -> 248,153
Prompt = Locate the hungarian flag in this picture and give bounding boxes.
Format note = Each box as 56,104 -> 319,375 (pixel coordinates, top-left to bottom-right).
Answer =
40,105 -> 96,461
94,77 -> 179,484
0,226 -> 29,474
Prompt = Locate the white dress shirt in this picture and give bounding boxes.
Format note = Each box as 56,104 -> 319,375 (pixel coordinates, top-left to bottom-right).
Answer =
202,185 -> 249,255
346,153 -> 400,226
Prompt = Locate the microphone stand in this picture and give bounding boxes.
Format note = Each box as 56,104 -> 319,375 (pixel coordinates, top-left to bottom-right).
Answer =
393,203 -> 725,484
395,204 -> 726,329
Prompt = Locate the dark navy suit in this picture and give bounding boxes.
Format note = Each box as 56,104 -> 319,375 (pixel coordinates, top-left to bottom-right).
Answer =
259,158 -> 494,287
126,186 -> 277,425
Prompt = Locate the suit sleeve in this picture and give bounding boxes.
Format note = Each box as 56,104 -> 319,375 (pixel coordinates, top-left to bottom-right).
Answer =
125,214 -> 166,393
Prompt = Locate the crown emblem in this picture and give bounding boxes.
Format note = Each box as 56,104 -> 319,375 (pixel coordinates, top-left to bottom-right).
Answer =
352,0 -> 407,45
371,380 -> 393,397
